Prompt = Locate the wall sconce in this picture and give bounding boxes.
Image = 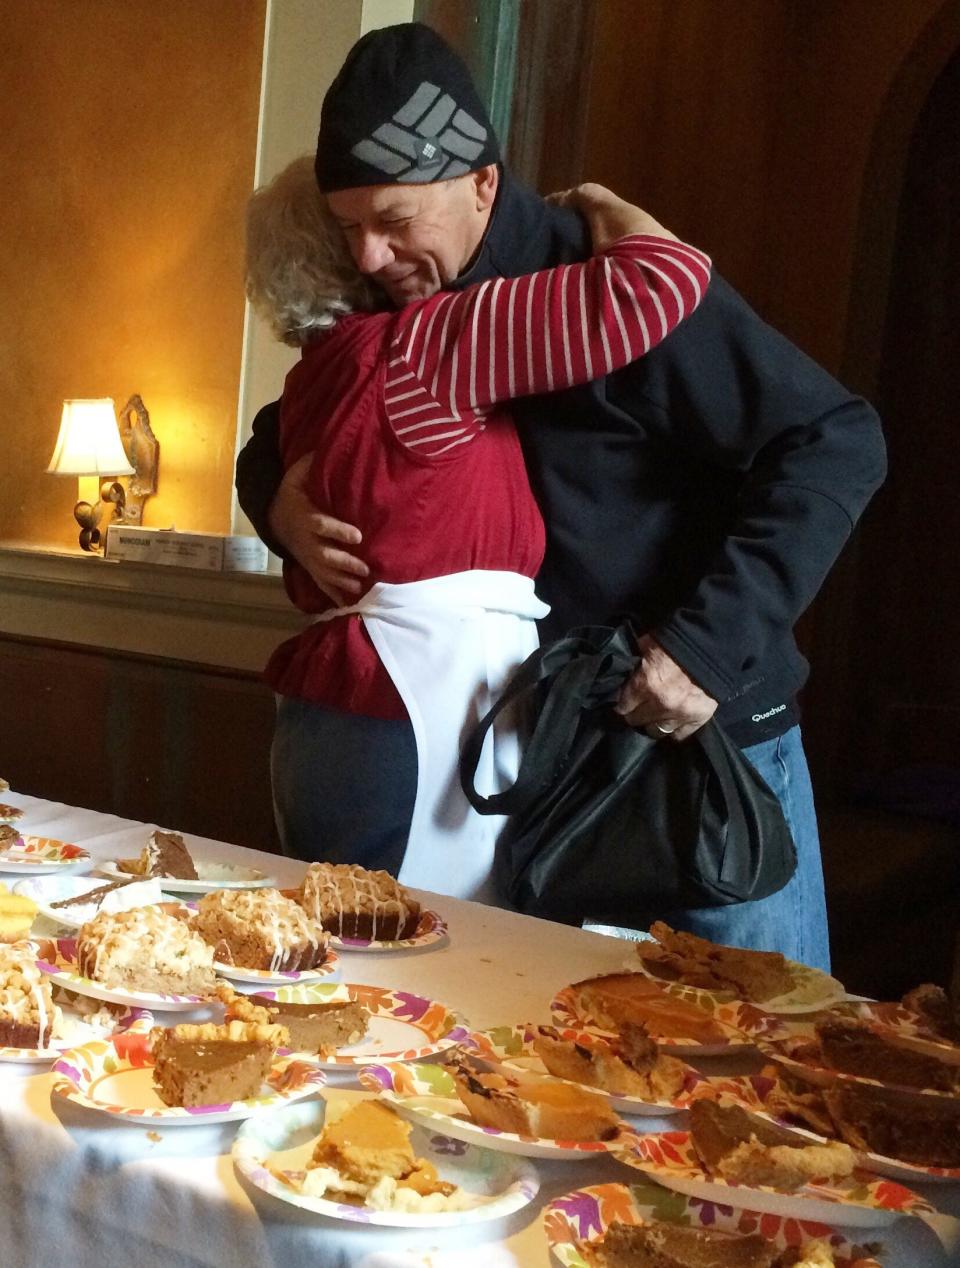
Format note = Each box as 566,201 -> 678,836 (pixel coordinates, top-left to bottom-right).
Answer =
46,395 -> 160,551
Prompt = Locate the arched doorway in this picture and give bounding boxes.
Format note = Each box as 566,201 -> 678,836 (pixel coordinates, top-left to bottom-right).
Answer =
818,34 -> 960,996
849,47 -> 960,779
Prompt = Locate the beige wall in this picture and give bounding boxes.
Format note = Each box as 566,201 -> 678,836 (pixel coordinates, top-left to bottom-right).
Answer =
0,0 -> 266,548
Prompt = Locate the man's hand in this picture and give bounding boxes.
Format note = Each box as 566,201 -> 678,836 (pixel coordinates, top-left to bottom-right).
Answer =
615,634 -> 718,741
267,454 -> 369,607
546,183 -> 677,252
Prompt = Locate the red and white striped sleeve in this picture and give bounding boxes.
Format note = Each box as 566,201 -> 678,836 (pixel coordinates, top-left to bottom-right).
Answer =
383,235 -> 711,458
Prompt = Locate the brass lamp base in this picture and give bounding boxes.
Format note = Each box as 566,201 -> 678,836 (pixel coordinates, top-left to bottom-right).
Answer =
74,480 -> 126,552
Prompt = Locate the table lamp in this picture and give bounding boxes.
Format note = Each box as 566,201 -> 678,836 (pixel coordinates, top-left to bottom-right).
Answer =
47,398 -> 135,551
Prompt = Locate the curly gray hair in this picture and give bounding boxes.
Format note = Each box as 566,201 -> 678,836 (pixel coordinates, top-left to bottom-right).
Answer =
245,156 -> 377,346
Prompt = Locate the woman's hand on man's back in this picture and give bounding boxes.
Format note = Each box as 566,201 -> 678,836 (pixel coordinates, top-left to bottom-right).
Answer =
268,454 -> 369,606
546,183 -> 678,251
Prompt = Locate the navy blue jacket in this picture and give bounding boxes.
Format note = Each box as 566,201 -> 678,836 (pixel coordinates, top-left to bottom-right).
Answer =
236,174 -> 886,745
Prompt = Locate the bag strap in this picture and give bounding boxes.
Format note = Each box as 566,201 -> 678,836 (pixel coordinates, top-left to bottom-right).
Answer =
460,631 -> 628,816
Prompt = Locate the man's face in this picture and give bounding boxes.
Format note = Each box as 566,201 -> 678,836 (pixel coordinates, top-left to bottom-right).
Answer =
327,167 -> 497,307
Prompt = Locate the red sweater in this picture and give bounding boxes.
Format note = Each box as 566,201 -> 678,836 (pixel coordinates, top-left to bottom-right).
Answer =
265,235 -> 711,718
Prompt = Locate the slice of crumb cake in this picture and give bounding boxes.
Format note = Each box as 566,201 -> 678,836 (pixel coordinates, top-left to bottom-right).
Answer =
0,944 -> 61,1047
194,888 -> 328,972
76,906 -> 216,996
297,862 -> 420,941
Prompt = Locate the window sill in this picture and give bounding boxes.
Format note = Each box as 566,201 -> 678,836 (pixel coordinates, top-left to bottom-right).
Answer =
0,540 -> 306,671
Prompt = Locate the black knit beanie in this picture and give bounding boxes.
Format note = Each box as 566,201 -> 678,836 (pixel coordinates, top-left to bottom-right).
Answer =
315,23 -> 500,193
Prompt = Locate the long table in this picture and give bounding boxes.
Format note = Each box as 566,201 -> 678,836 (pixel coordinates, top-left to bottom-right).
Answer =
1,793 -> 958,1268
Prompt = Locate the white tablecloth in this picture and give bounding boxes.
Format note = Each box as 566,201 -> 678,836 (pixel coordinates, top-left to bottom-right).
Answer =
1,793 -> 958,1268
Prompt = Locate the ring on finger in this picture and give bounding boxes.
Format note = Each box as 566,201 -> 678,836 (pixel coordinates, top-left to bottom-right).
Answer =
655,723 -> 676,735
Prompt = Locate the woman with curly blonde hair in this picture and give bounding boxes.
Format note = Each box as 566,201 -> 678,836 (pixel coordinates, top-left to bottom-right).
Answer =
246,156 -> 711,901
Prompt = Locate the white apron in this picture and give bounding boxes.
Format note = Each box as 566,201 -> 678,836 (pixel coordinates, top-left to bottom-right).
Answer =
312,570 -> 549,902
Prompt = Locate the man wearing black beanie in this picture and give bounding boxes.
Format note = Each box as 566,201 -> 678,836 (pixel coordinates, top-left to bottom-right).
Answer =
236,23 -> 886,969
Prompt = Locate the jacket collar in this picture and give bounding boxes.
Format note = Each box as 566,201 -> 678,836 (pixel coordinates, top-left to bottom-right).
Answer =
450,169 -> 588,289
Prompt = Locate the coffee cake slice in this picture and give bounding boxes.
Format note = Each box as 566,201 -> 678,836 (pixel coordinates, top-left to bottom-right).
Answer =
298,862 -> 420,941
0,944 -> 61,1047
194,888 -> 328,972
77,906 -> 216,996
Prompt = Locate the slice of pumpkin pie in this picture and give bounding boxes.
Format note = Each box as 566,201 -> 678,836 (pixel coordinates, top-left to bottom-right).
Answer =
149,1020 -> 287,1107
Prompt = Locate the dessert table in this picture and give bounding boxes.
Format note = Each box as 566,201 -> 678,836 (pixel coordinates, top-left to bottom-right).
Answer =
1,792 -> 958,1268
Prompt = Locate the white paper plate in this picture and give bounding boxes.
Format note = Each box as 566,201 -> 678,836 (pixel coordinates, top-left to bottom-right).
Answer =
52,1032 -> 325,1125
359,1062 -> 635,1161
99,858 -> 274,893
0,835 -> 93,875
234,1096 -> 540,1227
328,909 -> 448,953
13,875 -> 186,930
213,952 -> 338,987
37,937 -> 214,1012
543,1181 -> 883,1268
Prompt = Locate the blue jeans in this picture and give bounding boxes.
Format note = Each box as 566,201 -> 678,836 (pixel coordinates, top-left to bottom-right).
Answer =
271,695 -> 418,875
597,725 -> 830,971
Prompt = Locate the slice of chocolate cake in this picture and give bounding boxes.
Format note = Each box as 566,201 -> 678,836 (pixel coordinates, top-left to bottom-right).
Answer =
582,1219 -> 783,1267
143,830 -> 199,880
688,1100 -> 799,1169
823,1079 -> 960,1168
816,1016 -> 960,1092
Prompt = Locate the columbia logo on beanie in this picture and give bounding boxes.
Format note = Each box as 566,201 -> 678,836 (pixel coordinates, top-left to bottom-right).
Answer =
351,80 -> 489,183
315,23 -> 500,193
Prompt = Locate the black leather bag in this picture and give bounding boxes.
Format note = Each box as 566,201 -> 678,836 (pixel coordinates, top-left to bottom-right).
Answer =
459,623 -> 797,926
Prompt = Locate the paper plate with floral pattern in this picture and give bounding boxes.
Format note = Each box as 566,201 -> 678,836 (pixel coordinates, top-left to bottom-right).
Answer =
212,947 -> 339,987
0,836 -> 92,874
460,1023 -> 699,1115
844,1000 -> 960,1064
359,1060 -> 636,1160
52,1030 -> 325,1125
684,1070 -> 960,1185
633,954 -> 848,1015
233,1096 -> 540,1227
543,1181 -> 882,1267
327,909 -> 448,953
250,982 -> 466,1066
734,1010 -> 960,1095
616,1129 -> 932,1228
37,937 -> 213,1011
0,1003 -> 151,1064
550,982 -> 753,1057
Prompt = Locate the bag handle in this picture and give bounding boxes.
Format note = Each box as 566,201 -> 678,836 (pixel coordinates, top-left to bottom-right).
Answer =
460,626 -> 635,816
